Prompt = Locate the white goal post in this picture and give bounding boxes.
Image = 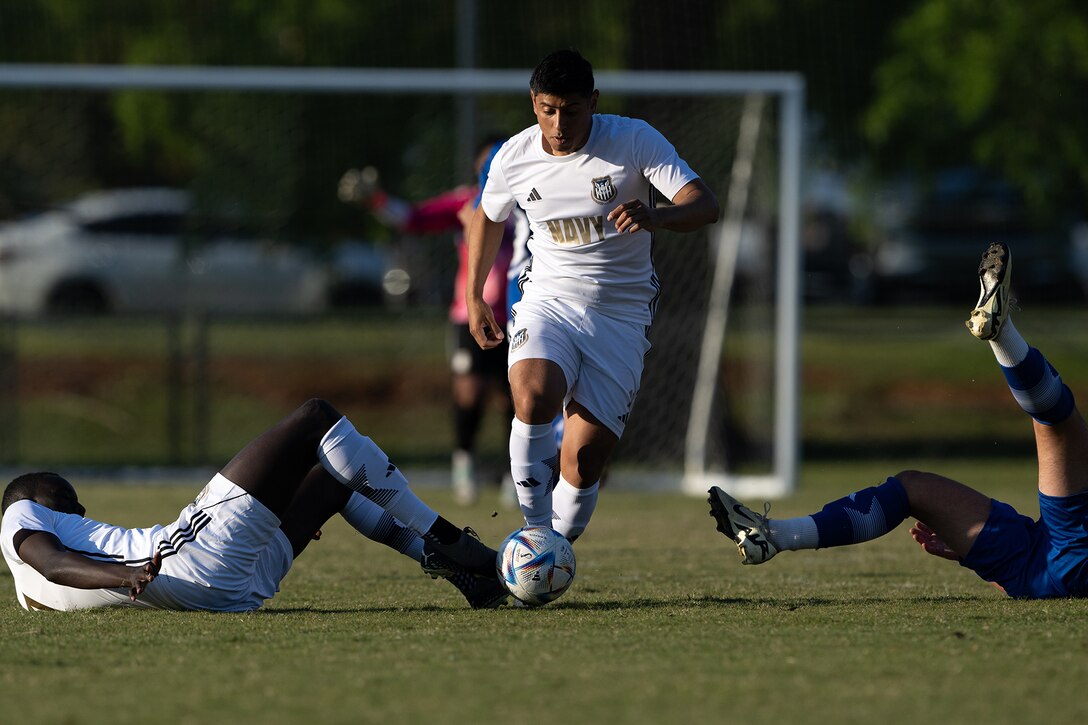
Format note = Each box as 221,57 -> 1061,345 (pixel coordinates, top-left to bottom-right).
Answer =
0,63 -> 804,499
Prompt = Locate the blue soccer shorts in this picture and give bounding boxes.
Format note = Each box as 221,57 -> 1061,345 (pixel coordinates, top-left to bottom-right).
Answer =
960,489 -> 1088,598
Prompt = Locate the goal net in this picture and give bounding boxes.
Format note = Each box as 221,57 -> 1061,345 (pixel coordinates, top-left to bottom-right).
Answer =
0,65 -> 802,498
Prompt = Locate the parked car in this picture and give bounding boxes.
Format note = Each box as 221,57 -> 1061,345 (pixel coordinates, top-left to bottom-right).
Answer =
0,188 -> 392,315
870,169 -> 1087,304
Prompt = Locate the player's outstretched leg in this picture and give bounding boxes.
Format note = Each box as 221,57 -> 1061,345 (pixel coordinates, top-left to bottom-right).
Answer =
317,411 -> 499,579
965,243 -> 1088,502
340,493 -> 508,609
708,477 -> 911,564
279,466 -> 506,608
966,242 -> 1076,427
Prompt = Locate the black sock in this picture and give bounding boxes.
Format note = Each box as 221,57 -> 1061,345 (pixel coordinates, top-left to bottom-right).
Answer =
427,516 -> 462,545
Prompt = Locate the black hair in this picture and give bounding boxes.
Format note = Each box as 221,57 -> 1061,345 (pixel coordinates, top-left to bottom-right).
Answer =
529,49 -> 595,98
2,472 -> 60,513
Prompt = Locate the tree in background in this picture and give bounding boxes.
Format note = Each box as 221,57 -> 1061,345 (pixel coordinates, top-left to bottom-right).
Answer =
864,0 -> 1088,218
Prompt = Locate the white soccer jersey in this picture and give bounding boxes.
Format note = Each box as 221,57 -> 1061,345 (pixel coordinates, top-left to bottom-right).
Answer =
1,475 -> 291,611
481,114 -> 699,325
2,499 -> 166,610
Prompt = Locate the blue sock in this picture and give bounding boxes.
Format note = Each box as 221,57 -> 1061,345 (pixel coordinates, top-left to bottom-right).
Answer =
1000,348 -> 1075,425
812,477 -> 910,549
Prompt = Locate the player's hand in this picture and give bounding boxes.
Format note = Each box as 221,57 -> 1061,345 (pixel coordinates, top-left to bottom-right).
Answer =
909,521 -> 960,561
467,297 -> 504,349
338,166 -> 380,203
125,550 -> 162,601
608,199 -> 661,234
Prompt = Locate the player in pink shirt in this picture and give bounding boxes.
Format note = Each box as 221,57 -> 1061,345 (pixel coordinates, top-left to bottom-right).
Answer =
340,139 -> 521,505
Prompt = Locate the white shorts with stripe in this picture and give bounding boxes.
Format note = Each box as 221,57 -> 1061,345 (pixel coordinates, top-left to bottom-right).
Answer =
27,474 -> 292,612
144,473 -> 294,611
508,297 -> 651,438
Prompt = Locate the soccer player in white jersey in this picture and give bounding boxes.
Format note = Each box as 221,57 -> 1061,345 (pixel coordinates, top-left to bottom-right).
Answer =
1,399 -> 508,611
709,243 -> 1088,599
465,49 -> 720,543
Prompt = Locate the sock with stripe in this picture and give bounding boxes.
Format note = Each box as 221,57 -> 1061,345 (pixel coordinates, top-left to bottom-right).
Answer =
809,476 -> 910,548
509,417 -> 561,528
767,477 -> 910,551
318,415 -> 453,541
551,478 -> 599,542
988,325 -> 1075,427
340,492 -> 424,562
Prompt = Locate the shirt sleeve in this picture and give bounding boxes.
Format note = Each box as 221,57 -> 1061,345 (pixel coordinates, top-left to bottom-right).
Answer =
479,146 -> 516,224
401,186 -> 475,235
1,500 -> 56,564
632,120 -> 699,202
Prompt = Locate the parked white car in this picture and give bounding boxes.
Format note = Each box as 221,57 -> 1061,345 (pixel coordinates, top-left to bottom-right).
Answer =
0,188 -> 390,315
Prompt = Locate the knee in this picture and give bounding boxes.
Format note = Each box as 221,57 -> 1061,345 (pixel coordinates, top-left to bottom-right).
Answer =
892,469 -> 940,505
510,361 -> 566,422
511,385 -> 562,423
294,398 -> 343,434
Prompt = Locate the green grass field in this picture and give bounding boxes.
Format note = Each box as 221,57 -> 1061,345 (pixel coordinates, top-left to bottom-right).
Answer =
3,462 -> 1088,724
4,305 -> 1088,723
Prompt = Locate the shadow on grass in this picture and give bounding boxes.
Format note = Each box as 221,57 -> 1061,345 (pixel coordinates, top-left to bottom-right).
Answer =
258,593 -> 987,615
258,604 -> 461,615
555,594 -> 986,611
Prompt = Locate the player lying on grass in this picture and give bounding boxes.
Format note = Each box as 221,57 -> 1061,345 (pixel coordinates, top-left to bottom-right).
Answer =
1,399 -> 509,611
710,242 -> 1088,598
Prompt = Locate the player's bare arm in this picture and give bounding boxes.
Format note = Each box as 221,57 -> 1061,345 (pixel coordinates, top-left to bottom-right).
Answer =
607,178 -> 720,234
15,529 -> 161,601
465,205 -> 507,349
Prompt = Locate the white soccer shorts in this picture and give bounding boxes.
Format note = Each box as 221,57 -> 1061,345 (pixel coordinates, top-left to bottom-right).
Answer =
146,473 -> 293,611
507,297 -> 651,438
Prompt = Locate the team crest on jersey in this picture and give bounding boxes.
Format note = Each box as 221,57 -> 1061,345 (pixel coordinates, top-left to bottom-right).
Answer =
591,175 -> 617,204
510,327 -> 529,351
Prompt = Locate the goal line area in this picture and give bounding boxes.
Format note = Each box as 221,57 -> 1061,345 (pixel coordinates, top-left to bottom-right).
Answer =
0,64 -> 803,499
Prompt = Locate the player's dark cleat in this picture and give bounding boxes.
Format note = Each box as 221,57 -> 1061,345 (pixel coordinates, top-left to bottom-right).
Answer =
966,242 -> 1011,341
444,569 -> 509,609
420,527 -> 499,580
707,486 -> 778,565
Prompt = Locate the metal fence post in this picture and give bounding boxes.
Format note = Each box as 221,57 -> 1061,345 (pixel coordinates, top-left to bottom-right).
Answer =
0,316 -> 17,463
193,312 -> 210,465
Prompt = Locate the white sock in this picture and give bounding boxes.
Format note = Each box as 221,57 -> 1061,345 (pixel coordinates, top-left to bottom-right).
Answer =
551,478 -> 599,542
318,416 -> 438,536
989,317 -> 1029,367
767,516 -> 820,551
509,417 -> 560,527
340,492 -> 424,562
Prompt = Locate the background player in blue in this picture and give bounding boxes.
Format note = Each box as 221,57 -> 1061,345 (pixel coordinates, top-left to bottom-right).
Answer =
710,242 -> 1088,598
465,50 -> 720,543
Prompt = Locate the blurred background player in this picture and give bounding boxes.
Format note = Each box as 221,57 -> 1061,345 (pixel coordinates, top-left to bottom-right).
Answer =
339,138 -> 523,506
709,242 -> 1088,599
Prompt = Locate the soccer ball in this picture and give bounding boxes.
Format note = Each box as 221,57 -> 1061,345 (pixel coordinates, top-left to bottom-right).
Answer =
496,526 -> 576,607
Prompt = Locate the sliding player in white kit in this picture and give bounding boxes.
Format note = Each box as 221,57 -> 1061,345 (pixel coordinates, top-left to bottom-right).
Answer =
1,399 -> 508,611
466,49 -> 720,542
